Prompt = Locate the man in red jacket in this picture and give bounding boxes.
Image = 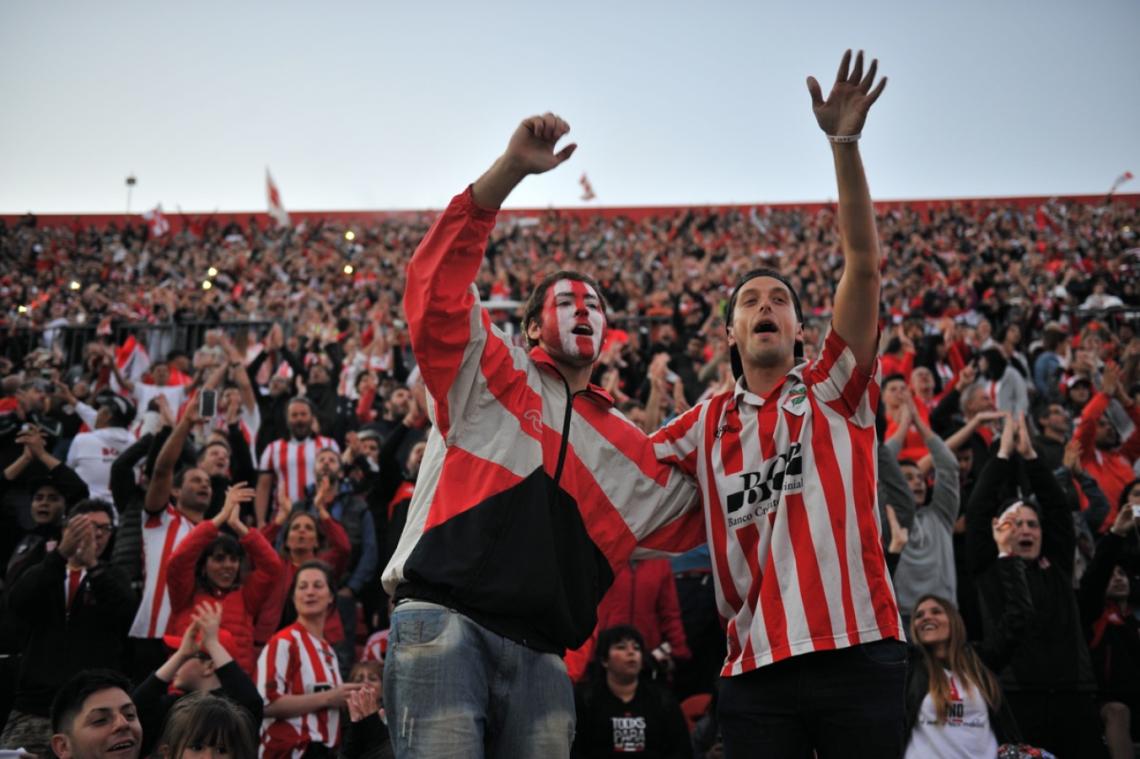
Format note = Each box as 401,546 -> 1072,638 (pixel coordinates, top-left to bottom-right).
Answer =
381,113 -> 701,759
1075,362 -> 1140,531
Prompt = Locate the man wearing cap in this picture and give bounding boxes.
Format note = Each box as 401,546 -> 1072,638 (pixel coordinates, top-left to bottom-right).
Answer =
4,461 -> 90,584
651,51 -> 907,757
65,393 -> 136,504
132,600 -> 263,757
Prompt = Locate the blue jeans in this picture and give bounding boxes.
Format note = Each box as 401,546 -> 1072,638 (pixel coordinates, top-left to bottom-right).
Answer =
718,638 -> 908,759
384,601 -> 575,759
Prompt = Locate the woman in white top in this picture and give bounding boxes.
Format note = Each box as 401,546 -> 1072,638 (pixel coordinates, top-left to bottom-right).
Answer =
903,593 -> 1023,758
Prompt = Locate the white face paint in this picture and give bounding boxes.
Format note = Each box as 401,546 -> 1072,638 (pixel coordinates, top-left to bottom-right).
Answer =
540,279 -> 606,362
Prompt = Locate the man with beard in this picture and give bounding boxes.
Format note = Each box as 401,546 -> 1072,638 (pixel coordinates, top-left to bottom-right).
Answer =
303,447 -> 378,672
381,112 -> 699,758
254,398 -> 339,527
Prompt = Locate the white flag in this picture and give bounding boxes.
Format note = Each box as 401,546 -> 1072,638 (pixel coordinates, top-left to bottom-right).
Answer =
266,169 -> 290,226
141,205 -> 170,237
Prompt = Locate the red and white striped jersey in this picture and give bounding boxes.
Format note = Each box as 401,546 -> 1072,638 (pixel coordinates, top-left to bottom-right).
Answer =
652,329 -> 902,677
257,622 -> 343,759
259,436 -> 340,505
128,507 -> 194,639
361,629 -> 388,663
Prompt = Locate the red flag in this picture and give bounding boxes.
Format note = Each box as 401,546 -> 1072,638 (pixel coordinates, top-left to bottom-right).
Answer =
579,173 -> 596,201
141,205 -> 170,237
266,169 -> 290,226
111,335 -> 151,394
1109,171 -> 1135,195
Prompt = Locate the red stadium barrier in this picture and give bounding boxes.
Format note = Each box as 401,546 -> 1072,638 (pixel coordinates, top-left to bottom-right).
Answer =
3,192 -> 1137,229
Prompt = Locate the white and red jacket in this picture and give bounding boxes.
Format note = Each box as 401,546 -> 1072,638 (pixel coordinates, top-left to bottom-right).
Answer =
380,187 -> 701,653
652,329 -> 903,676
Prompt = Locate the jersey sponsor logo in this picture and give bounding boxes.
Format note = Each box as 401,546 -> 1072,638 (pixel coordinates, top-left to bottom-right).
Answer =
725,442 -> 804,527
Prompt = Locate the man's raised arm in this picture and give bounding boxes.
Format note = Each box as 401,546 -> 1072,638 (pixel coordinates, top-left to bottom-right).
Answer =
403,113 -> 576,436
471,113 -> 576,209
807,50 -> 887,372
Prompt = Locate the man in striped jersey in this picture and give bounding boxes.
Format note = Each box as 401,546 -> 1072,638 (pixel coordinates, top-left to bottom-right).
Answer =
255,398 -> 340,527
652,50 -> 906,757
129,403 -> 213,679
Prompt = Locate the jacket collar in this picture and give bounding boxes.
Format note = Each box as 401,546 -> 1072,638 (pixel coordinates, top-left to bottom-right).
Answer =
528,346 -> 614,409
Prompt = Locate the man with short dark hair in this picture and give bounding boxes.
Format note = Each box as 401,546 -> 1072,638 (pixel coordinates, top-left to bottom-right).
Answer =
48,670 -> 141,759
652,51 -> 907,757
303,446 -> 378,673
381,112 -> 700,758
1032,400 -> 1071,471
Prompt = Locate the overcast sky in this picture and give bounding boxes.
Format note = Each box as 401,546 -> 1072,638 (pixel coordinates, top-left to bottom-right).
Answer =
2,0 -> 1137,214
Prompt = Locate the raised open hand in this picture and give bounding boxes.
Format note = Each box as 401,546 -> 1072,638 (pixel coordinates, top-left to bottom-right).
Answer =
807,50 -> 887,139
502,113 -> 577,177
1102,361 -> 1121,398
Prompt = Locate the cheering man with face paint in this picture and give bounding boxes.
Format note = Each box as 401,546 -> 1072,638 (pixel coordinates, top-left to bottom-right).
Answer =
652,51 -> 907,758
381,113 -> 701,759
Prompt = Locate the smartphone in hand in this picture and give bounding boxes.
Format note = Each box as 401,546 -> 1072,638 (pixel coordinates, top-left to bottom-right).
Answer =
198,389 -> 218,418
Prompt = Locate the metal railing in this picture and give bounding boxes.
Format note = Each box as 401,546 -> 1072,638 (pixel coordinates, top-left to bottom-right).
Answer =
0,320 -> 280,370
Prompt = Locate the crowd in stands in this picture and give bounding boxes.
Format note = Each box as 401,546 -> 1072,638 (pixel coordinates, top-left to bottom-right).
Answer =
0,192 -> 1138,758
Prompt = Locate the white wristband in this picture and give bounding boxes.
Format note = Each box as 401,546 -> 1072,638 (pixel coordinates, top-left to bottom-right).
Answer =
827,133 -> 861,144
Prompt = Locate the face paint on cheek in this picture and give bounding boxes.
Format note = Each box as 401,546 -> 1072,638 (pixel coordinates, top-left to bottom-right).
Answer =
542,280 -> 605,360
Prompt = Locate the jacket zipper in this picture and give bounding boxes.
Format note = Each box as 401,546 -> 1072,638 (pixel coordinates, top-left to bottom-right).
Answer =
552,376 -> 576,488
